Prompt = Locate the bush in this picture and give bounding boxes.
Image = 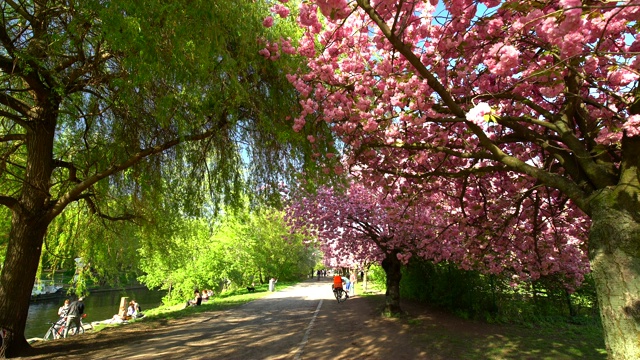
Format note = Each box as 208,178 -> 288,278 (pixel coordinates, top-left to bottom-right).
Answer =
399,258 -> 600,326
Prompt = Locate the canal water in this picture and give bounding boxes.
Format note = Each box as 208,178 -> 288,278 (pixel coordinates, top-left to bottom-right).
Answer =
26,287 -> 166,339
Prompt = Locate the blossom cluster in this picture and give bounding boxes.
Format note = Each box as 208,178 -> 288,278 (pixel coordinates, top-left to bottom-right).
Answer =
286,174 -> 590,289
275,0 -> 638,288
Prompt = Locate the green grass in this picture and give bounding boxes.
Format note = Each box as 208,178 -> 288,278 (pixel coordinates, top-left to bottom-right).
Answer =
91,281 -> 296,332
414,324 -> 607,360
354,282 -> 606,359
357,280 -> 385,295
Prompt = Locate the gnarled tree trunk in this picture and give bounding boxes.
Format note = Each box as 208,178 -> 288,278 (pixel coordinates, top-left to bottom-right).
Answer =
589,187 -> 640,360
0,118 -> 56,357
381,250 -> 402,314
0,218 -> 49,357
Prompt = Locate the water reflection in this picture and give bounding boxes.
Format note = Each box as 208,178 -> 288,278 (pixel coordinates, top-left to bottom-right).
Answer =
26,287 -> 166,339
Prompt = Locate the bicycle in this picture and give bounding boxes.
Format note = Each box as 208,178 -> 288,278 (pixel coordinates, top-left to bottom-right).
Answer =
43,319 -> 65,340
43,314 -> 86,340
332,284 -> 348,303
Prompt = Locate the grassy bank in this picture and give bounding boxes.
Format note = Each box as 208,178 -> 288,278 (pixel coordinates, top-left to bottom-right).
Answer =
92,280 -> 295,332
357,282 -> 606,359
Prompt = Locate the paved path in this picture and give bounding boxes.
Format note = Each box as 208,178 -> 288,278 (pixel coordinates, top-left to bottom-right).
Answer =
26,278 -> 385,360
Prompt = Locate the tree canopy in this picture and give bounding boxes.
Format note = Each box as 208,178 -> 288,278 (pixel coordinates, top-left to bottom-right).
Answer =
269,0 -> 640,358
139,204 -> 317,305
0,0 -> 311,356
287,177 -> 589,312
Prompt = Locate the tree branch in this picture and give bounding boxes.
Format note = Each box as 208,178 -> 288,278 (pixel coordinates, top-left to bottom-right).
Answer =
52,159 -> 79,183
0,195 -> 19,210
82,194 -> 137,222
0,133 -> 25,142
4,0 -> 34,24
46,126 -> 222,221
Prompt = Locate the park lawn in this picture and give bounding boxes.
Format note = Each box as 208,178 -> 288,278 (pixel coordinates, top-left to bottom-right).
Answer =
358,281 -> 606,360
408,321 -> 606,360
91,281 -> 289,332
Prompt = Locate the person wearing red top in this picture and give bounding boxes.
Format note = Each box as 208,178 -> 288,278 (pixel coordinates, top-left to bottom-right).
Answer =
333,275 -> 343,289
332,274 -> 349,299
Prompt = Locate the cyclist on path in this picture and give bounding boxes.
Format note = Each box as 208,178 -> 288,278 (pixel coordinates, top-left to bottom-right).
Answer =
332,274 -> 349,299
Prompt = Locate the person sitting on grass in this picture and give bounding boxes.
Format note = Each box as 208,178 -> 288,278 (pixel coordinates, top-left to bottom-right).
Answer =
185,289 -> 202,308
133,300 -> 143,317
107,305 -> 130,324
127,300 -> 144,319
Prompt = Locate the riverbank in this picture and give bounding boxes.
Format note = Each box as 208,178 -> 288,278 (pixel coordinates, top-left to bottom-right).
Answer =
25,287 -> 166,340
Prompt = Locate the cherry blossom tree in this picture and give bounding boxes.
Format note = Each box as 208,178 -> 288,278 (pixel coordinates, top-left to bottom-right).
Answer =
266,0 -> 640,357
287,182 -> 422,312
287,177 -> 589,313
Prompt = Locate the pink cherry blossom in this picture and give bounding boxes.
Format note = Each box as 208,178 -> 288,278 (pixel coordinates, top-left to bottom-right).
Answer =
258,48 -> 270,58
623,115 -> 640,137
270,4 -> 290,18
263,16 -> 274,28
272,2 -> 640,355
466,102 -> 491,126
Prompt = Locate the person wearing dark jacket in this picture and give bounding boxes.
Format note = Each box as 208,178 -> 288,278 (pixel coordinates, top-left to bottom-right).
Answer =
64,297 -> 85,338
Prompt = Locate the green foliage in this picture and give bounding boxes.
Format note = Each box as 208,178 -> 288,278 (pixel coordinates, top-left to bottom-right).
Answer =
399,258 -> 600,327
137,217 -> 225,304
236,208 -> 317,282
39,202 -> 144,294
365,264 -> 388,292
1,0 -> 321,293
401,260 -> 497,320
137,203 -> 315,305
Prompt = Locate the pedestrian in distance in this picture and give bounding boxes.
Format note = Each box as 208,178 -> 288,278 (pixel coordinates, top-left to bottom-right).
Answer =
333,274 -> 349,299
350,271 -> 357,296
341,275 -> 351,296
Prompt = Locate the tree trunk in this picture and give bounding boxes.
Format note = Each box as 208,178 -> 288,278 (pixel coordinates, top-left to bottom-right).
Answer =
1,116 -> 57,357
588,187 -> 640,359
381,250 -> 402,314
564,290 -> 576,317
363,271 -> 368,291
0,214 -> 49,357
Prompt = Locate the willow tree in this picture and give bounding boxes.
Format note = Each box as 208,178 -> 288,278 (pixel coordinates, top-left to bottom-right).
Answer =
0,0 -> 309,356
